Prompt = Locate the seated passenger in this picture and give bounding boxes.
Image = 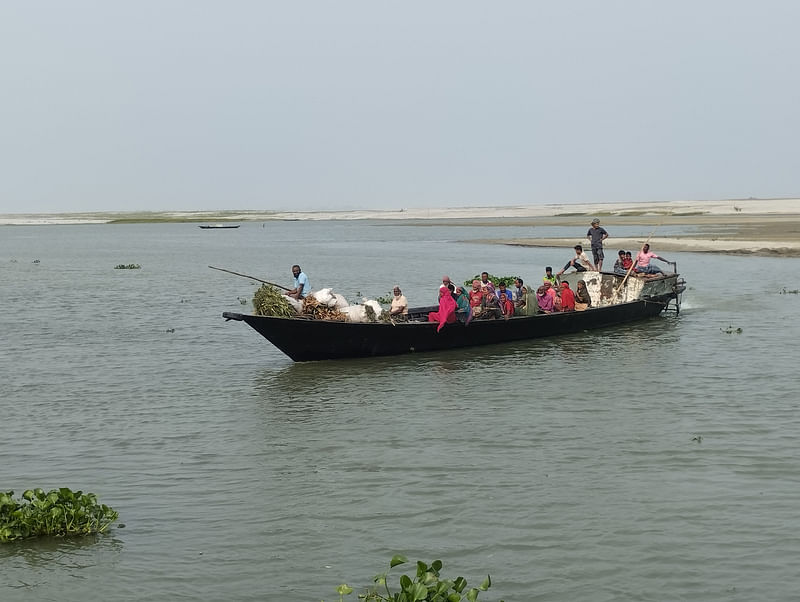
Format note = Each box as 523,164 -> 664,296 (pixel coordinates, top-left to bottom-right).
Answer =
428,286 -> 457,332
481,285 -> 501,319
623,251 -> 633,271
613,250 -> 627,275
559,281 -> 576,311
634,243 -> 669,275
390,285 -> 408,316
440,275 -> 455,296
536,285 -> 555,313
453,286 -> 474,324
556,245 -> 595,276
496,281 -> 513,302
468,280 -> 483,313
514,278 -> 528,308
542,281 -> 557,304
499,292 -> 515,319
453,286 -> 470,311
575,280 -> 591,311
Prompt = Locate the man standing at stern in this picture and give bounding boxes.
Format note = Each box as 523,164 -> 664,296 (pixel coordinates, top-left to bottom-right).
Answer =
587,218 -> 609,272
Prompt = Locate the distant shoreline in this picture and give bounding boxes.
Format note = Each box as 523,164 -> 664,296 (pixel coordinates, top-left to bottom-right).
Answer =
3,198 -> 800,256
2,197 -> 799,225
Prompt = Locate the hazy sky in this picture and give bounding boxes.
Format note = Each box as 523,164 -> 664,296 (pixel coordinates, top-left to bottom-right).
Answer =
2,1 -> 799,213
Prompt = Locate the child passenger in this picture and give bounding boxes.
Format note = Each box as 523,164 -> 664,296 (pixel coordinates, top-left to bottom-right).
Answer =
613,250 -> 627,275
543,267 -> 557,287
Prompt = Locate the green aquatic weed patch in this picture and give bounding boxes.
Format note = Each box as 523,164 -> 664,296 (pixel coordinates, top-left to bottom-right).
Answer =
329,555 -> 503,602
0,488 -> 119,543
464,274 -> 518,288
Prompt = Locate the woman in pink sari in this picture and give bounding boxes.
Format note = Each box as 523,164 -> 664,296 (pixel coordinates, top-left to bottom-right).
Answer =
428,286 -> 458,332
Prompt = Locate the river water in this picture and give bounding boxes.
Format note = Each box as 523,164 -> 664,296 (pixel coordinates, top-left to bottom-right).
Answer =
1,221 -> 799,601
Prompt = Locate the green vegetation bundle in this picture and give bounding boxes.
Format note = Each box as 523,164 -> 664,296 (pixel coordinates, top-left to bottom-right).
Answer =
464,274 -> 518,288
329,555 -> 502,602
252,284 -> 296,317
0,488 -> 119,543
114,264 -> 141,269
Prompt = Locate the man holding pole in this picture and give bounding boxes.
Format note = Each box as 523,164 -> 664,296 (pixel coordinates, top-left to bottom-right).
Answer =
286,265 -> 311,300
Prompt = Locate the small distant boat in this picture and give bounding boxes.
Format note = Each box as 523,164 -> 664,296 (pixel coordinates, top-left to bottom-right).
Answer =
199,224 -> 240,229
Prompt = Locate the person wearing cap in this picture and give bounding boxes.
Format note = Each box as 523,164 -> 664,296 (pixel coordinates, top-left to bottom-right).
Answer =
559,281 -> 576,311
543,266 -> 557,287
556,245 -> 595,276
587,218 -> 609,272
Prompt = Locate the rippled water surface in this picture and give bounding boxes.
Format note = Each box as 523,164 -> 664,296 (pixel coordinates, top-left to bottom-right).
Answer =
2,221 -> 799,601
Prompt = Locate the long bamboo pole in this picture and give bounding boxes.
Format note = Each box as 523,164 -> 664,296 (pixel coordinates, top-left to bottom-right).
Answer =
208,265 -> 291,291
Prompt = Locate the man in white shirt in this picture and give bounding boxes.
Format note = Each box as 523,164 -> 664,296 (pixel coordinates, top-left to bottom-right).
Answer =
557,245 -> 595,276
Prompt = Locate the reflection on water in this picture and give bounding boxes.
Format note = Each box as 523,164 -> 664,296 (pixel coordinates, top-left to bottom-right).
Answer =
0,534 -> 123,591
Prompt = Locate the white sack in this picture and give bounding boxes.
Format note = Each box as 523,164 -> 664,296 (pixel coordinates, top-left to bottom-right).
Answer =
332,293 -> 349,309
363,299 -> 384,318
341,305 -> 367,322
285,296 -> 304,313
312,288 -> 333,305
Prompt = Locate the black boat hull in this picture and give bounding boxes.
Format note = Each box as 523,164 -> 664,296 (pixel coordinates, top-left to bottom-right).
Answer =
223,293 -> 675,362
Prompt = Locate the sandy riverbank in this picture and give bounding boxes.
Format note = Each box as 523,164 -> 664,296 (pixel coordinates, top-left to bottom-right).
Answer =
2,198 -> 799,256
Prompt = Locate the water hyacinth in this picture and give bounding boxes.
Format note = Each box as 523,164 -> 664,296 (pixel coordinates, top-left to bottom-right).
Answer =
0,488 -> 119,543
328,556 -> 503,602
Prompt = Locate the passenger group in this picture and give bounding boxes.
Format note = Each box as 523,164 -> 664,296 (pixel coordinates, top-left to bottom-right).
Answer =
289,217 -> 673,327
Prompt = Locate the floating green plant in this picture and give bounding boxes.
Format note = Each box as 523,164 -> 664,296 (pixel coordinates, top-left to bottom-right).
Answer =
114,264 -> 141,269
0,488 -> 119,543
721,325 -> 742,334
328,555 -> 503,602
464,274 -> 518,288
780,287 -> 799,294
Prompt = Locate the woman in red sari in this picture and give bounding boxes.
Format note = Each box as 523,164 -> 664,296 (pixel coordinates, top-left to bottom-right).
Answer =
428,285 -> 458,332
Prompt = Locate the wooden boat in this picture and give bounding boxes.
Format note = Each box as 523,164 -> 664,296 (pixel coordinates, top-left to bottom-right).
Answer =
199,224 -> 240,229
222,271 -> 686,362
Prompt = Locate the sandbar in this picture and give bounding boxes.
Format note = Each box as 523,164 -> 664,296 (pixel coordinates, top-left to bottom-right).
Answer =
2,197 -> 799,256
